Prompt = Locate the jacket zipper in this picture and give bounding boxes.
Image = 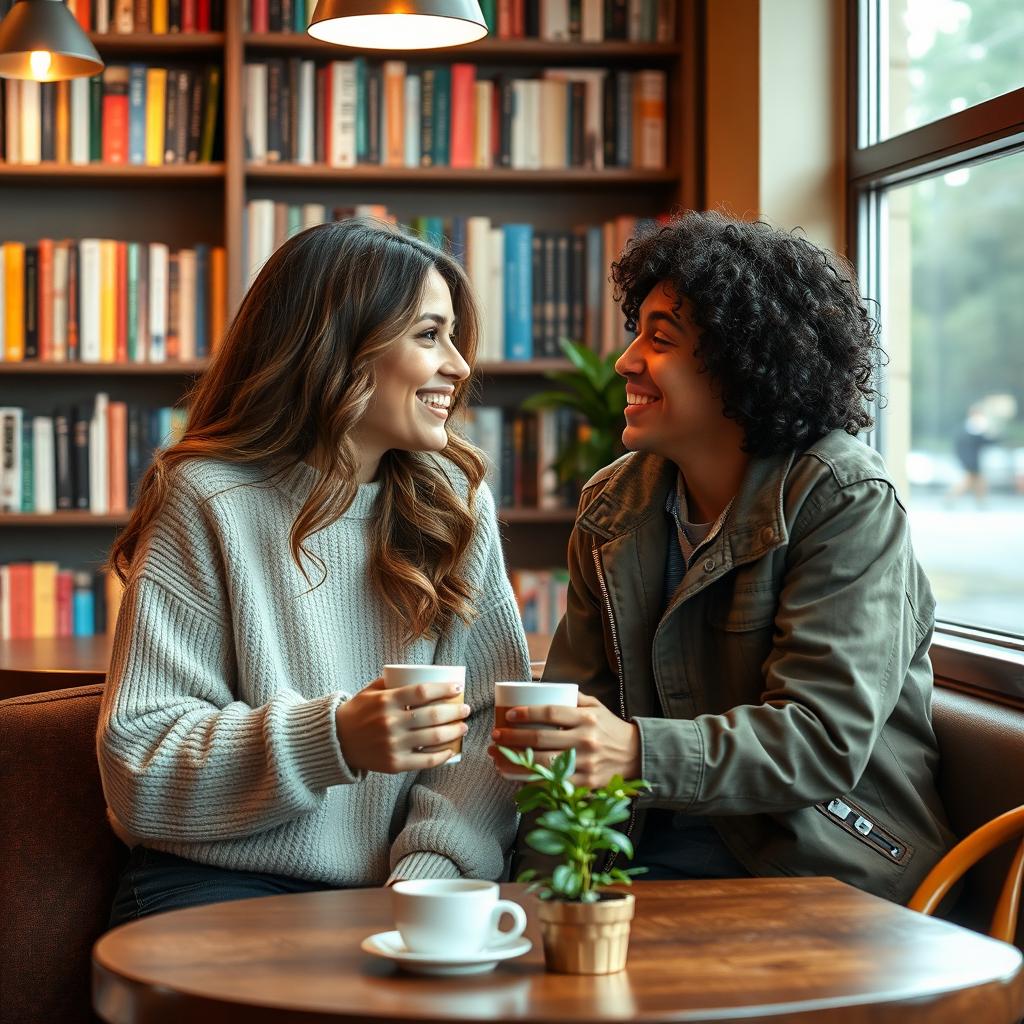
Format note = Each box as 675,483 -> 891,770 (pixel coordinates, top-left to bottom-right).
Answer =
592,540 -> 636,871
819,797 -> 909,864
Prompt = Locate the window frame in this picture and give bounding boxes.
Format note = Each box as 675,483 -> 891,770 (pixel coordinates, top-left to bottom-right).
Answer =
847,0 -> 1024,702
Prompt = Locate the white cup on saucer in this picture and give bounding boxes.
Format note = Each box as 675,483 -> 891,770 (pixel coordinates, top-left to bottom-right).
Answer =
391,879 -> 527,956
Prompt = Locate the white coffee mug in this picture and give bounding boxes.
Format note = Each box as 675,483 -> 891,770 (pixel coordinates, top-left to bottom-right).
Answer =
391,879 -> 528,956
382,664 -> 467,765
495,681 -> 579,780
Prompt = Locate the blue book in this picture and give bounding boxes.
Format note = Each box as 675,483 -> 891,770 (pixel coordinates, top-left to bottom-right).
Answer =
424,216 -> 445,251
450,216 -> 467,268
354,59 -> 368,162
194,244 -> 209,359
503,224 -> 533,360
127,63 -> 147,166
73,585 -> 94,637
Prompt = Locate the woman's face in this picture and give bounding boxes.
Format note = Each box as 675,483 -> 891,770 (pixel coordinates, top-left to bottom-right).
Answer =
350,268 -> 471,480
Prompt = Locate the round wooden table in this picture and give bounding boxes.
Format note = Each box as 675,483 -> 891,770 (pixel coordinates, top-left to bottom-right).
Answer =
92,878 -> 1024,1023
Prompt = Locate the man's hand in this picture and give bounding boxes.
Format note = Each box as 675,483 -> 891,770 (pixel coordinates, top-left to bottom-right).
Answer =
336,678 -> 469,774
488,693 -> 641,788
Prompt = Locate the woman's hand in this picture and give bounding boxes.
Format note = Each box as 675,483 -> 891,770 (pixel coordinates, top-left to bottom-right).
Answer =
336,678 -> 470,774
488,693 -> 642,788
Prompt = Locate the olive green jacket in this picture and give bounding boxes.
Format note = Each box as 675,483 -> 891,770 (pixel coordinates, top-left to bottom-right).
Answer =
528,430 -> 955,903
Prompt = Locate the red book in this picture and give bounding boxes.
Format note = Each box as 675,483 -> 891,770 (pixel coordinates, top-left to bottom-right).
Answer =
37,238 -> 54,362
449,64 -> 476,169
66,240 -> 80,361
56,570 -> 74,637
197,0 -> 211,31
182,0 -> 197,32
497,0 -> 513,37
510,0 -> 525,37
102,67 -> 130,165
251,0 -> 269,32
7,563 -> 33,640
72,0 -> 91,31
115,241 -> 128,362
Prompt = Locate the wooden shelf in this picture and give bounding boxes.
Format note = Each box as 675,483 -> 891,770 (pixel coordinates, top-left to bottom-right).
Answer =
89,31 -> 226,53
500,507 -> 576,523
0,361 -> 208,376
247,164 -> 677,186
477,359 -> 572,375
243,32 -> 680,62
1,513 -> 129,527
0,163 -> 225,183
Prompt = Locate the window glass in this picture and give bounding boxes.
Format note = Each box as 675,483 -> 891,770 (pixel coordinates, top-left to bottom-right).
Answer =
881,151 -> 1024,634
884,0 -> 1024,140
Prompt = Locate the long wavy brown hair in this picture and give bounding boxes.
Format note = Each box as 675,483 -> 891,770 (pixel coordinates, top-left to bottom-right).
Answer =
109,218 -> 487,642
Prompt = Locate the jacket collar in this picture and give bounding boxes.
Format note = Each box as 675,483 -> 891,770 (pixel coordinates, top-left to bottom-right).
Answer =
579,447 -> 795,565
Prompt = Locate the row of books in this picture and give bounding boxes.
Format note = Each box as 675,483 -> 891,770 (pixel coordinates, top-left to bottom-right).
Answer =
0,0 -> 230,32
244,60 -> 666,171
463,406 -> 583,511
0,65 -> 221,167
0,401 -> 186,515
245,202 -> 647,358
0,563 -> 121,640
0,239 -> 227,364
510,569 -> 570,637
243,0 -> 676,42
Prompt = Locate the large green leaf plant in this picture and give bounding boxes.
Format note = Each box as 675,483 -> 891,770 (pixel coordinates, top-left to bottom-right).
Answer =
520,339 -> 627,486
499,745 -> 650,903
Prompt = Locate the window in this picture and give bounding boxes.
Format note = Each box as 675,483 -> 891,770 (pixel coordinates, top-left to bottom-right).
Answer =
852,0 -> 1024,693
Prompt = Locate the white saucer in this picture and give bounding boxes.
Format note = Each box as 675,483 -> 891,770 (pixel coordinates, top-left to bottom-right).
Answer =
361,930 -> 532,976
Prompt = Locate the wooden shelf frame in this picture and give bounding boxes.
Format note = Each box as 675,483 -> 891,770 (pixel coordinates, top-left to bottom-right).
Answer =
0,362 -> 209,376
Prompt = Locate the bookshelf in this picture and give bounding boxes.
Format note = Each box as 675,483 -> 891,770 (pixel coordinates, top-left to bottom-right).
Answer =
0,0 -> 702,636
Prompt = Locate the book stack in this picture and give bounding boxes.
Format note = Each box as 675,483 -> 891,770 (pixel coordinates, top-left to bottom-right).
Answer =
462,406 -> 583,510
0,400 -> 186,515
0,562 -> 121,639
0,64 -> 221,165
243,60 -> 666,171
245,201 -> 654,357
510,569 -> 570,636
0,0 -> 231,32
0,238 -> 227,363
243,0 -> 675,41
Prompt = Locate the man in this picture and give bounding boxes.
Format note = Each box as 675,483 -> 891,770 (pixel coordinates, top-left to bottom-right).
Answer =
493,211 -> 955,902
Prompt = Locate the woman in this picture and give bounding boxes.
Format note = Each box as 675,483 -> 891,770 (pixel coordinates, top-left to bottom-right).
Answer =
100,219 -> 529,926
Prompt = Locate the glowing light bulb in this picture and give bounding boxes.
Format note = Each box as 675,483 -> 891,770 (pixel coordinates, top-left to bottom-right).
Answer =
29,50 -> 53,79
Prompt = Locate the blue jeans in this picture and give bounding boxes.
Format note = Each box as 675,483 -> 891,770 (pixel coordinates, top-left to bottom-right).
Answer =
109,846 -> 336,929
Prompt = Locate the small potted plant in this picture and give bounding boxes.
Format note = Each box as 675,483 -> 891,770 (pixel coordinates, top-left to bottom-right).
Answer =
498,745 -> 650,974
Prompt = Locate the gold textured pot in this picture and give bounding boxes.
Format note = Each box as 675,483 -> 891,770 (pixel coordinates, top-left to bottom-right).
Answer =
535,892 -> 635,974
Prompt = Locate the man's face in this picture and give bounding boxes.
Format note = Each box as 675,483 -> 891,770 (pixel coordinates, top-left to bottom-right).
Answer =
613,282 -> 728,460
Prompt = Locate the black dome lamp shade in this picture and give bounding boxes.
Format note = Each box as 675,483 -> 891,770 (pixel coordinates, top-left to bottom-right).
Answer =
308,0 -> 488,51
0,0 -> 104,81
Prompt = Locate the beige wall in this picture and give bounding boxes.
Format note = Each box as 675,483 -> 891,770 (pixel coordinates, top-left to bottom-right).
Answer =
704,0 -> 848,255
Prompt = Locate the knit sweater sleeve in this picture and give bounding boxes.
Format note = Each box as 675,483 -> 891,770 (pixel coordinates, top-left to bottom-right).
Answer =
96,475 -> 360,846
389,484 -> 529,883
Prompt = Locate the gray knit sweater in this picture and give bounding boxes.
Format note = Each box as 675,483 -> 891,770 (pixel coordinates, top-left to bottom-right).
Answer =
97,457 -> 530,886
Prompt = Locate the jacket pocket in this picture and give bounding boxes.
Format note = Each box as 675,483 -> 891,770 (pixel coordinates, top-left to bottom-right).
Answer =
815,796 -> 913,867
707,582 -> 777,633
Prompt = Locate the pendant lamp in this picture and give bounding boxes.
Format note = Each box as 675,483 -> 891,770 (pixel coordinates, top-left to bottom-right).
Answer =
308,0 -> 488,50
0,0 -> 103,80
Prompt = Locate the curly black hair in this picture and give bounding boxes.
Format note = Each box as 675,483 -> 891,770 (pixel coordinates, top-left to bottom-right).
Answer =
610,210 -> 882,457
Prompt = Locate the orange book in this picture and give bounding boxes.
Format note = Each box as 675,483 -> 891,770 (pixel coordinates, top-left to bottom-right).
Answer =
31,562 -> 58,639
383,61 -> 406,168
210,246 -> 227,354
7,563 -> 33,639
449,64 -> 476,169
37,238 -> 54,361
56,570 -> 74,637
115,240 -> 128,362
100,239 -> 117,362
108,400 -> 128,513
3,242 -> 25,361
71,0 -> 91,31
55,81 -> 70,164
101,66 -> 130,165
151,0 -> 169,33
